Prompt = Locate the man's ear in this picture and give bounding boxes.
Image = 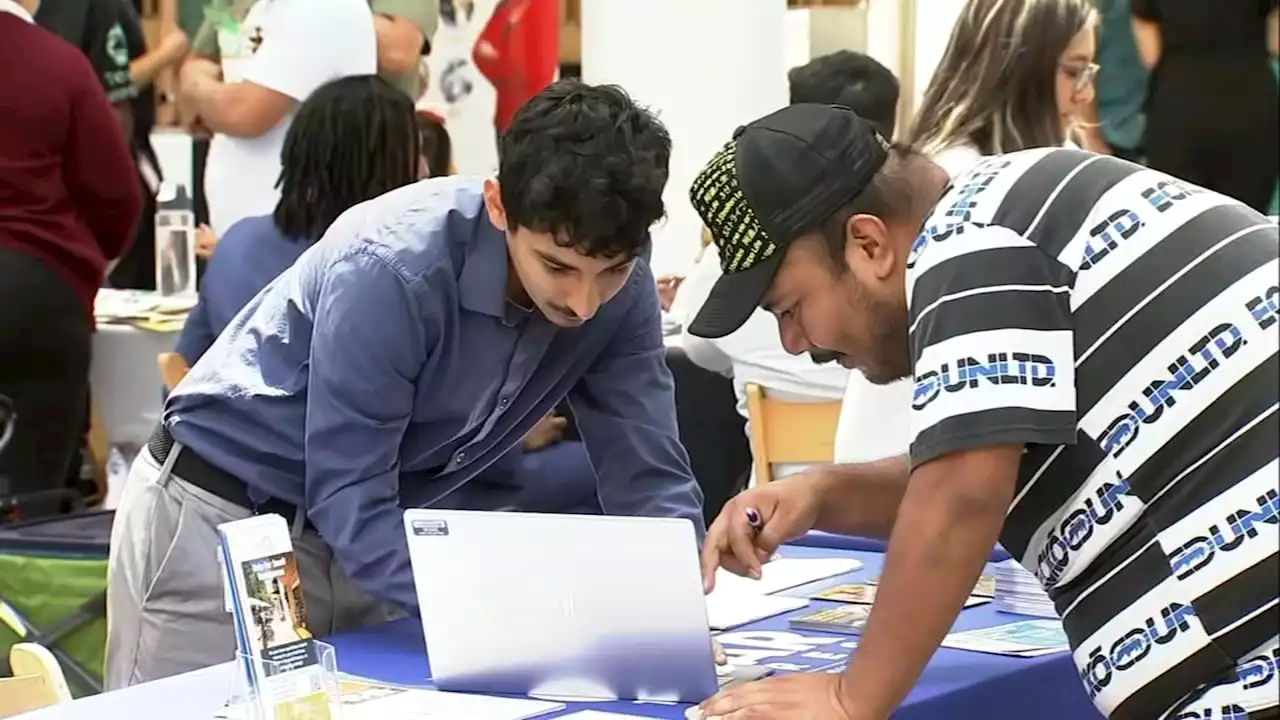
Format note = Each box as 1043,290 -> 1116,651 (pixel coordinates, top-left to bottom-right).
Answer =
844,213 -> 897,281
482,178 -> 508,231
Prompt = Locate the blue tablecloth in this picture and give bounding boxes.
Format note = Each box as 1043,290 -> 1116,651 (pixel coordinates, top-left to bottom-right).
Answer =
792,531 -> 1013,563
327,545 -> 1099,719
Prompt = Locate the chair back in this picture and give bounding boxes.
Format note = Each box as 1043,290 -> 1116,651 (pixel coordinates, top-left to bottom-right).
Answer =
0,643 -> 71,717
744,382 -> 842,485
157,352 -> 192,392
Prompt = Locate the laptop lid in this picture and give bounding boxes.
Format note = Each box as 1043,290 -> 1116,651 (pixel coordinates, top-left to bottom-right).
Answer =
404,509 -> 719,702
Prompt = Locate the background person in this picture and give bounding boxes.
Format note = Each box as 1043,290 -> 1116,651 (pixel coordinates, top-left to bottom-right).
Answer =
907,0 -> 1099,179
175,75 -> 420,364
178,0 -> 378,236
0,0 -> 142,518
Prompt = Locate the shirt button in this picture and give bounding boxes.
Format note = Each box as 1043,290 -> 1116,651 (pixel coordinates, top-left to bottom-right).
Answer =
454,451 -> 466,464
499,398 -> 509,409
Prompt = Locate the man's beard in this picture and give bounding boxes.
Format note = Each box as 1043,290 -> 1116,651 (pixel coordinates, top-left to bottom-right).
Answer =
858,293 -> 912,385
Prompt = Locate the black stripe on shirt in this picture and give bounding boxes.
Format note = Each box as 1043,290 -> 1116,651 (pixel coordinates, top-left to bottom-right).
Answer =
1001,431 -> 1109,560
909,283 -> 1074,353
1210,593 -> 1280,664
1109,642 -> 1239,720
989,149 -> 1097,236
1194,557 -> 1280,640
909,246 -> 1075,351
1073,201 -> 1272,347
1132,358 -> 1279,505
1074,221 -> 1279,414
1024,155 -> 1146,259
909,406 -> 1077,469
1053,395 -> 1277,638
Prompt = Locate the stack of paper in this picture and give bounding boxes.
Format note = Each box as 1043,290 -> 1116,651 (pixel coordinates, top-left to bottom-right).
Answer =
991,560 -> 1058,618
940,619 -> 1070,657
95,288 -> 194,331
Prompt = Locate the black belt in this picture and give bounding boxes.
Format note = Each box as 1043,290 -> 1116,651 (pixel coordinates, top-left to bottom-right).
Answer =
147,424 -> 314,530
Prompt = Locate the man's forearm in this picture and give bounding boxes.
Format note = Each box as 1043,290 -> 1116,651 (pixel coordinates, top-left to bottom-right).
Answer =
837,452 -> 1014,716
811,455 -> 910,540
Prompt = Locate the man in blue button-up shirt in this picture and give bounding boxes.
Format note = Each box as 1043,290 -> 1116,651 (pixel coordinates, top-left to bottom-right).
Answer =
105,80 -> 705,688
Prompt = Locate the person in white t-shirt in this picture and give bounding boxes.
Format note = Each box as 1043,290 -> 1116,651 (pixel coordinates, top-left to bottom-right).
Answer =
905,0 -> 1101,180
177,0 -> 377,236
677,243 -> 851,484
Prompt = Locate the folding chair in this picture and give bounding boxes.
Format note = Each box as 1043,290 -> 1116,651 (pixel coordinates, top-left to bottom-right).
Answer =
0,643 -> 73,717
0,511 -> 112,696
744,382 -> 843,485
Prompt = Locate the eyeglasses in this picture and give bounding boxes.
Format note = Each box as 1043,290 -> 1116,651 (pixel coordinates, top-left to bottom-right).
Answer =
1060,62 -> 1100,93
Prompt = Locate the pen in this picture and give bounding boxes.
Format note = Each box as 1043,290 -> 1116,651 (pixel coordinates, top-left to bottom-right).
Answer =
744,507 -> 764,533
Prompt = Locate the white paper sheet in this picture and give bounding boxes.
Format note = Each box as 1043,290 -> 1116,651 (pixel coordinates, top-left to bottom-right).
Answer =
560,707 -> 660,712
705,593 -> 809,631
709,557 -> 862,598
340,687 -> 562,720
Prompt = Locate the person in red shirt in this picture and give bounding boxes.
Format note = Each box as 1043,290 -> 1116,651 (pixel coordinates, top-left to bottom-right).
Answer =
472,0 -> 558,134
0,0 -> 141,519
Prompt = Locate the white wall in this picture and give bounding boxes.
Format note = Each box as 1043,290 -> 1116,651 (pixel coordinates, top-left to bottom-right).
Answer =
911,0 -> 966,113
581,0 -> 790,277
863,0 -> 966,135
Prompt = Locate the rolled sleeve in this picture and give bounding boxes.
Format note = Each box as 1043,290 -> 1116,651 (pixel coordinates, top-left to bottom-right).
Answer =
303,248 -> 432,614
568,273 -> 706,539
907,225 -> 1079,468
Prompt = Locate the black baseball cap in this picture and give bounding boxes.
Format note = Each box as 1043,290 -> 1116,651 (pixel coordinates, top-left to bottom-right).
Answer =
687,104 -> 890,339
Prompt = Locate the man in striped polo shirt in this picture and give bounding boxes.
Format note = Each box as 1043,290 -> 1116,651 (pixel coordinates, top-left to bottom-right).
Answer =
690,104 -> 1278,720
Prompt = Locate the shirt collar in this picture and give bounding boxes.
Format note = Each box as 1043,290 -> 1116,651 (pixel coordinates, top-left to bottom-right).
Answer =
0,0 -> 34,23
458,216 -> 515,319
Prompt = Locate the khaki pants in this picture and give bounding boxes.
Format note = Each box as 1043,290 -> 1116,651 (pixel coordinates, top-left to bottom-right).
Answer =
105,445 -> 403,690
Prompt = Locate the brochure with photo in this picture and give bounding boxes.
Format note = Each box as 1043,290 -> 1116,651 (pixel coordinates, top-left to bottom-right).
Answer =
219,514 -> 330,720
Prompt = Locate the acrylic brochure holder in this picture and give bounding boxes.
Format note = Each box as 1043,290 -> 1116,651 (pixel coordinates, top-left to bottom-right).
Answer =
224,640 -> 344,720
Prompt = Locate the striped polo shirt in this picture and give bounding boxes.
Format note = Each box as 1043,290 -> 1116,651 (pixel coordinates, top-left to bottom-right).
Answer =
907,147 -> 1279,720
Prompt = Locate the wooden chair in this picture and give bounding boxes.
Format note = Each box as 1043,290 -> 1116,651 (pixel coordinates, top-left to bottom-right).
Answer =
744,382 -> 843,485
157,352 -> 191,392
0,643 -> 72,717
83,400 -> 111,506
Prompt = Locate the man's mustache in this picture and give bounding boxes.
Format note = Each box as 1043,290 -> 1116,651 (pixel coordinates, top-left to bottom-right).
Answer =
808,350 -> 840,365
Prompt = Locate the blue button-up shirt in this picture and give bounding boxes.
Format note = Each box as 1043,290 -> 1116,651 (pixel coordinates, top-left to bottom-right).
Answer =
165,178 -> 704,614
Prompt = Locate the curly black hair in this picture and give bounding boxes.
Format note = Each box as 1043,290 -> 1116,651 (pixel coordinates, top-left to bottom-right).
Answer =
497,79 -> 671,259
273,75 -> 419,242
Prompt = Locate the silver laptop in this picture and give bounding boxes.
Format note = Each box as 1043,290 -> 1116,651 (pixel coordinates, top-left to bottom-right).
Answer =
403,509 -> 719,702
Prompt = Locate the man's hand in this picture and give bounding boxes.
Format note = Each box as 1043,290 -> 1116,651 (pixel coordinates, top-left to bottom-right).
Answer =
522,413 -> 568,452
693,674 -> 868,720
712,639 -> 727,666
195,224 -> 219,259
656,275 -> 684,312
177,59 -> 220,132
701,474 -> 822,592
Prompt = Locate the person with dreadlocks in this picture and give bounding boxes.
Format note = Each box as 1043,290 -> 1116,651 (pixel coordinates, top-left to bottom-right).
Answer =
174,74 -> 419,365
107,78 -> 703,689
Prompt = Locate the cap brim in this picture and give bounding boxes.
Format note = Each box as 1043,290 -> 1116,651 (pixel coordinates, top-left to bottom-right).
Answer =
687,252 -> 784,339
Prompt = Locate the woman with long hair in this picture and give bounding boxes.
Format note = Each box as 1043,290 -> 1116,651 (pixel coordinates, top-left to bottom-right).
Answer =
175,75 -> 419,365
908,0 -> 1100,178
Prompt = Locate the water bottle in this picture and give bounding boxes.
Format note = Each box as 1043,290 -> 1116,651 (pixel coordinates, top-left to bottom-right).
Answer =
154,182 -> 197,297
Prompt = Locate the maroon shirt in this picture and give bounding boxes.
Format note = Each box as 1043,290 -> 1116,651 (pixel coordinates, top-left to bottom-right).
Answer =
0,12 -> 142,315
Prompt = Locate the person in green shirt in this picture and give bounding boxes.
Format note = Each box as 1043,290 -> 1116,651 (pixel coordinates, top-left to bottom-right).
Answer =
183,0 -> 437,99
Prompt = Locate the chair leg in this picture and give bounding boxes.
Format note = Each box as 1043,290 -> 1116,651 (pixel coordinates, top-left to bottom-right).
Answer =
83,401 -> 109,507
